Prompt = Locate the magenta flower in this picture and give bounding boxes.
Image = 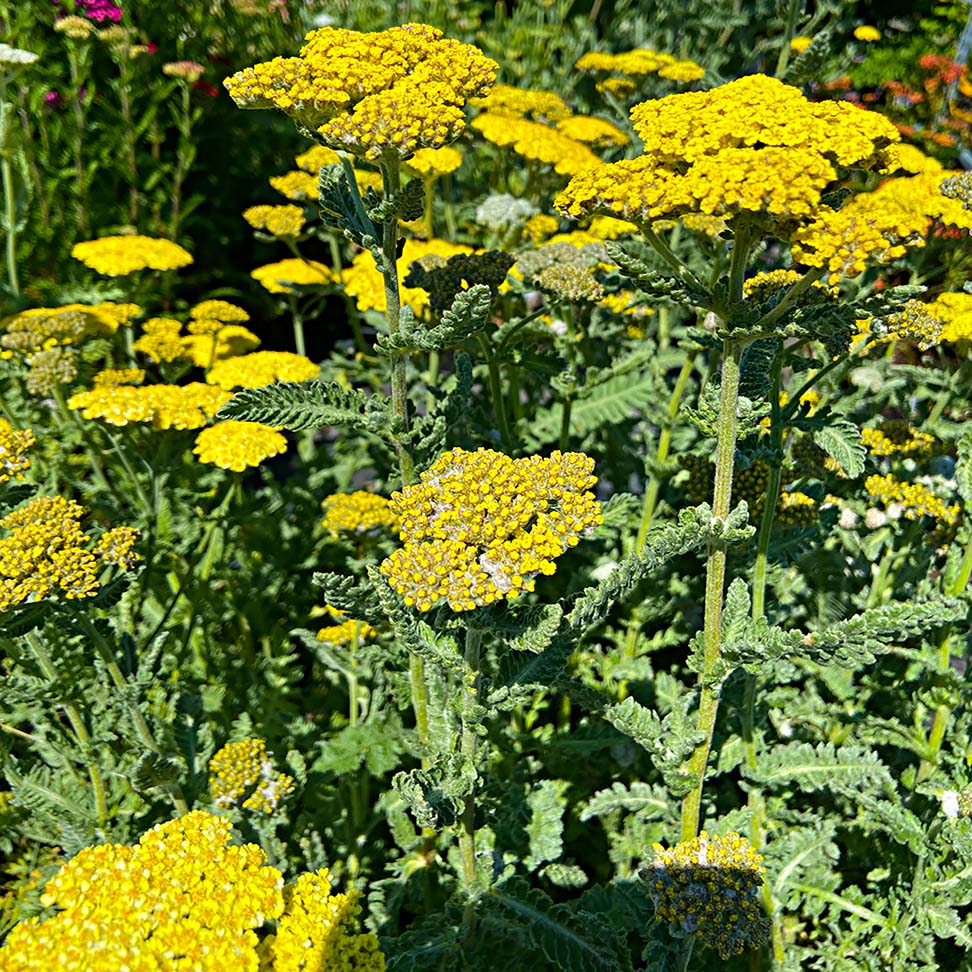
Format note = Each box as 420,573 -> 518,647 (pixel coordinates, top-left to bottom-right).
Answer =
59,0 -> 123,22
44,90 -> 64,107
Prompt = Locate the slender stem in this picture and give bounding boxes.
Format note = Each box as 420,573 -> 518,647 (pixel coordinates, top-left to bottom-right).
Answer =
25,631 -> 107,825
477,333 -> 514,451
291,300 -> 306,357
81,619 -> 189,815
636,350 -> 698,551
1,130 -> 19,295
423,175 -> 435,240
680,338 -> 743,841
775,0 -> 802,78
460,626 -> 483,905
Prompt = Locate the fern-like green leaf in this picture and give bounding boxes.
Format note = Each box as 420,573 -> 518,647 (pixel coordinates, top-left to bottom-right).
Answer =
812,417 -> 866,478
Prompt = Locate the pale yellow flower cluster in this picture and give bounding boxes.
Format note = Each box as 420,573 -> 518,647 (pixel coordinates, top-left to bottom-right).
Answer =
251,258 -> 334,294
0,419 -> 35,484
866,473 -> 959,525
225,23 -> 497,161
380,448 -> 602,612
576,48 -> 704,82
205,351 -> 319,390
67,382 -> 232,428
322,491 -> 398,536
472,111 -> 601,177
71,235 -> 193,275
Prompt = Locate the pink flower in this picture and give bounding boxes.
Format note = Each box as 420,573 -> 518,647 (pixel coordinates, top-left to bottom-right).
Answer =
72,0 -> 123,22
44,90 -> 63,107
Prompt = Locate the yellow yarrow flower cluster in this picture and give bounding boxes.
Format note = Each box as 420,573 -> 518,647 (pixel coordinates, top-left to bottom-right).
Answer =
209,738 -> 296,813
134,315 -> 260,368
792,170 -> 972,284
71,235 -> 193,275
641,831 -> 770,959
225,24 -> 497,161
472,112 -> 600,177
92,367 -> 145,386
193,421 -> 288,472
295,144 -> 341,172
927,291 -> 972,343
861,420 -> 935,457
0,420 -> 35,484
68,382 -> 232,429
556,114 -> 629,147
243,206 -> 306,239
576,48 -> 702,81
380,448 -> 602,612
892,143 -> 943,175
521,213 -> 561,243
0,496 -> 139,613
133,317 -> 187,362
93,526 -> 140,568
205,351 -> 319,390
471,83 -> 572,121
865,473 -> 959,525
776,490 -> 819,526
252,258 -> 334,294
269,170 -> 318,201
191,300 -> 251,324
0,812 -> 283,972
259,868 -> 385,972
322,491 -> 398,536
316,616 -> 377,646
558,75 -> 898,233
405,146 -> 463,176
342,238 -> 472,316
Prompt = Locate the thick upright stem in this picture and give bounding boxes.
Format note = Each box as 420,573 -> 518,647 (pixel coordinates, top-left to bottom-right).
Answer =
1,148 -> 18,296
680,337 -> 743,842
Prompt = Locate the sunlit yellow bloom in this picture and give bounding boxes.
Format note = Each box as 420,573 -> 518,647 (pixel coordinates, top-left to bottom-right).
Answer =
68,383 -> 232,429
209,738 -> 296,812
473,112 -> 600,176
71,235 -> 193,275
243,203 -> 307,237
269,170 -> 319,201
295,143 -> 341,172
190,299 -> 251,323
0,420 -> 35,484
556,114 -> 628,147
790,36 -> 813,54
854,25 -> 881,42
251,258 -> 334,294
322,491 -> 398,535
205,351 -> 319,389
471,83 -> 572,121
405,146 -> 463,176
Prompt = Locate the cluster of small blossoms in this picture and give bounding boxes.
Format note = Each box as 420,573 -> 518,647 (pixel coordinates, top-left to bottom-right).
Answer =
877,300 -> 943,350
133,316 -> 260,367
24,346 -> 78,396
776,490 -> 819,526
0,812 -> 283,971
471,83 -> 572,121
190,300 -> 251,325
521,213 -> 560,243
472,112 -> 601,177
67,382 -> 232,429
205,351 -> 319,390
557,75 -> 899,233
940,171 -> 972,209
924,291 -> 972,343
1,303 -> 138,355
243,204 -> 306,239
865,473 -> 960,526
380,448 -> 602,612
576,48 -> 704,83
209,738 -> 296,813
193,421 -> 288,472
92,367 -> 145,386
295,143 -> 341,172
251,258 -> 333,294
742,269 -> 833,304
0,496 -> 139,612
259,869 -> 385,972
0,420 -> 35,483
71,235 -> 193,275
342,238 -> 472,316
162,60 -> 205,82
405,145 -> 464,177
556,114 -> 629,148
132,317 -> 187,362
537,264 -> 604,302
792,171 -> 972,284
861,420 -> 935,457
316,607 -> 377,646
640,831 -> 770,959
225,24 -> 497,161
269,170 -> 318,201
322,491 -> 398,536
941,789 -> 972,819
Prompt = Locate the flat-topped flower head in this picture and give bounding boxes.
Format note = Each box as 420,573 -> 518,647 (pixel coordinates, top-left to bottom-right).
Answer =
68,382 -> 232,429
557,75 -> 900,236
193,420 -> 288,471
380,448 -> 602,612
473,113 -> 600,177
224,24 -> 497,160
322,491 -> 398,536
205,350 -> 319,389
471,83 -> 572,121
640,831 -> 770,959
251,258 -> 333,294
71,235 -> 192,275
243,203 -> 306,238
0,420 -> 35,483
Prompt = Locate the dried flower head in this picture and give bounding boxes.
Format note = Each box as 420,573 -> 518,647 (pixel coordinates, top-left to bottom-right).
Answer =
54,16 -> 95,39
162,60 -> 204,82
640,831 -> 770,959
380,448 -> 602,612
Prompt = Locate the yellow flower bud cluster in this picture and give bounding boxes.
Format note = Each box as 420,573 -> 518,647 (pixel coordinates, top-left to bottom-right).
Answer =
0,496 -> 139,612
380,448 -> 602,612
316,617 -> 377,646
295,144 -> 341,172
269,170 -> 318,201
865,473 -> 959,526
0,811 -> 384,971
776,489 -> 819,526
243,194 -> 306,239
209,738 -> 296,813
556,114 -> 629,148
472,112 -> 601,177
641,831 -> 770,959
471,83 -> 572,121
133,316 -> 260,367
926,291 -> 972,343
205,351 -> 319,390
558,74 -> 899,233
190,300 -> 251,324
342,238 -> 472,316
251,258 -> 334,294
192,421 -> 288,472
322,491 -> 398,536
0,419 -> 35,483
68,382 -> 232,429
71,235 -> 193,276
132,317 -> 187,362
92,368 -> 145,386
1,303 -> 140,357
861,420 -> 935,457
225,24 -> 497,161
